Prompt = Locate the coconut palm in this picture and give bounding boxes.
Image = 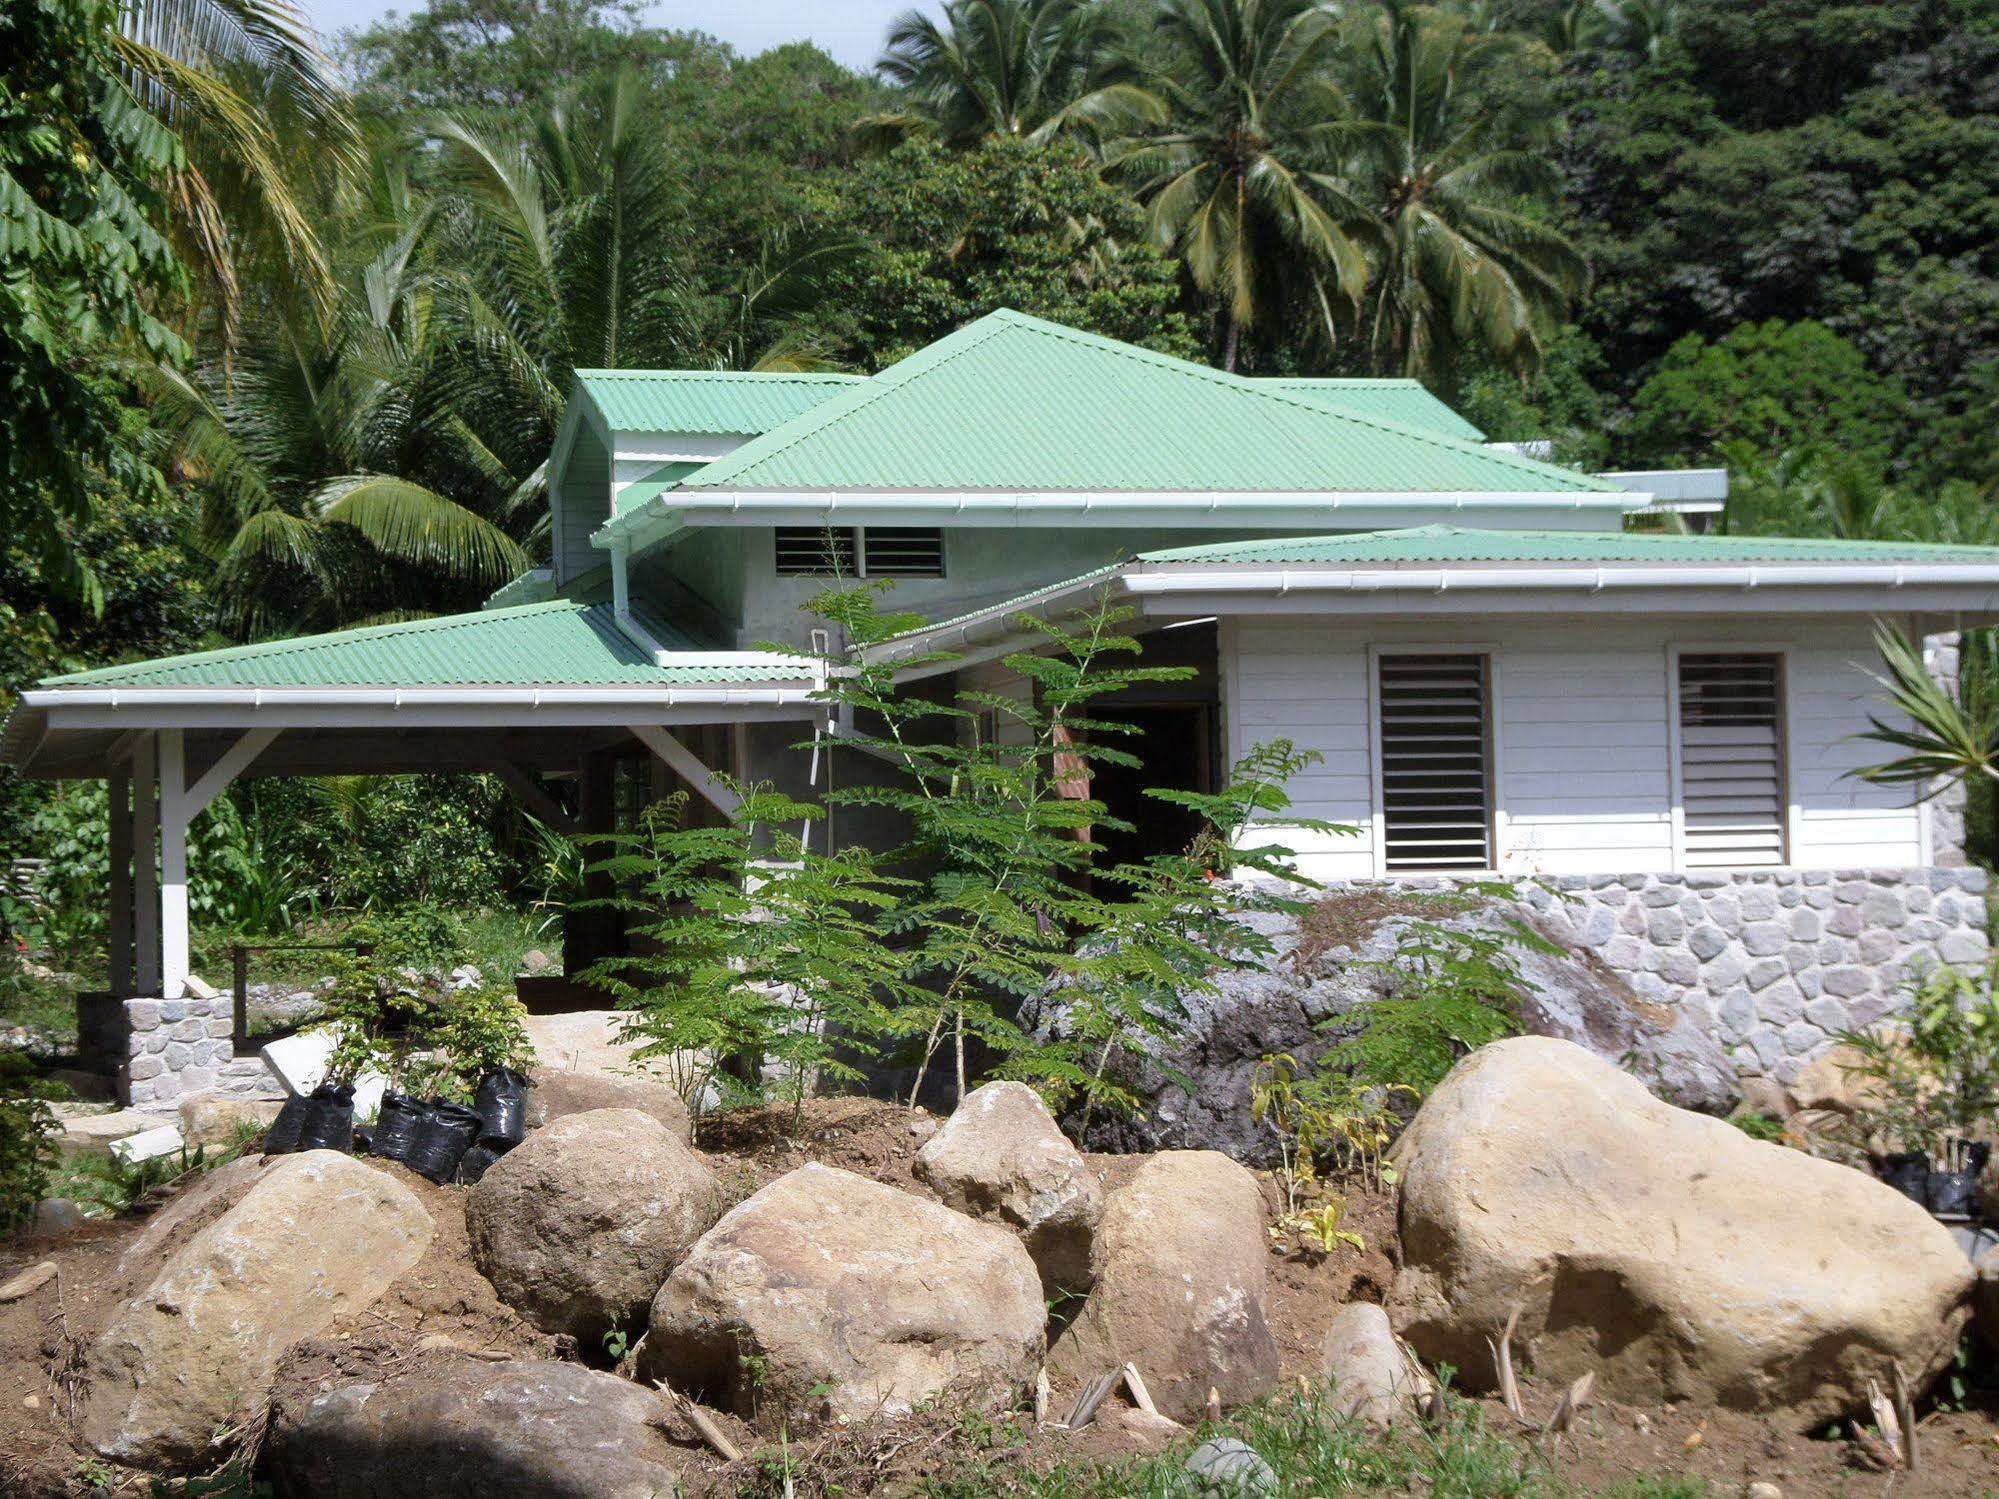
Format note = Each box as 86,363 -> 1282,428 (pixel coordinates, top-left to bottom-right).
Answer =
1114,0 -> 1372,370
160,72 -> 851,634
866,0 -> 1160,148
1328,0 -> 1586,380
115,0 -> 357,342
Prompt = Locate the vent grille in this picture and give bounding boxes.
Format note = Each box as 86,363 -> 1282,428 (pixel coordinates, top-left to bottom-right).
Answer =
1677,652 -> 1785,868
1378,653 -> 1492,871
775,527 -> 857,577
862,527 -> 945,577
774,527 -> 943,578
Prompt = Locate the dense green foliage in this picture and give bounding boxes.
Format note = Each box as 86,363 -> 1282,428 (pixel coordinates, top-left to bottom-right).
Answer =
588,588 -> 1332,1123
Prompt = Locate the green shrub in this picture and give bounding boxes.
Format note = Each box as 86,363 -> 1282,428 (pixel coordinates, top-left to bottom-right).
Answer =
0,1049 -> 60,1229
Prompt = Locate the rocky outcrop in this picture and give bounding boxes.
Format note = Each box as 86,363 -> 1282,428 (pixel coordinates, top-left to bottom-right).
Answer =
465,1108 -> 721,1342
1048,1150 -> 1278,1421
81,1151 -> 433,1470
1028,888 -> 1737,1162
1320,1303 -> 1428,1428
524,1065 -> 692,1142
268,1358 -> 690,1499
914,1080 -> 1103,1295
178,1093 -> 282,1147
1388,1037 -> 1973,1428
640,1162 -> 1044,1429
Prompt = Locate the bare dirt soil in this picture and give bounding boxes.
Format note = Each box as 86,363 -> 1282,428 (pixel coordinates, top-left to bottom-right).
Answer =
5,1096 -> 1999,1497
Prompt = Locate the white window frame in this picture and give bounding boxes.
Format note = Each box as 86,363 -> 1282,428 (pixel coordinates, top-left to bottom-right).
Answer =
1664,641 -> 1794,873
1366,642 -> 1503,878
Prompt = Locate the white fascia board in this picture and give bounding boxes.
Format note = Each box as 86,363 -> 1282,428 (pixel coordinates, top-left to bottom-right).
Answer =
1125,562 -> 1999,592
863,571 -> 1127,673
1598,468 -> 1730,503
591,486 -> 1644,554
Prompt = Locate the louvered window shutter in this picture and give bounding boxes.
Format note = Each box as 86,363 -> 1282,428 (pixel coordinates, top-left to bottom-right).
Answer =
774,527 -> 857,576
1677,652 -> 1786,867
1377,653 -> 1493,871
860,527 -> 945,577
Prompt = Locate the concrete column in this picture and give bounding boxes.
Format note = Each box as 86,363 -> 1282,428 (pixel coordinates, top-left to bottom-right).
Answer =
133,733 -> 159,995
158,728 -> 190,999
108,764 -> 133,998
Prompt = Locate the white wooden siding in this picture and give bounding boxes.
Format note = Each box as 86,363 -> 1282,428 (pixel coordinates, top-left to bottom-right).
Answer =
1223,616 -> 1922,878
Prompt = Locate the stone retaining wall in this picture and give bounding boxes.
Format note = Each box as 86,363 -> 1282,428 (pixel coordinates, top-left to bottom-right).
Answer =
1521,868 -> 1990,1086
122,994 -> 235,1108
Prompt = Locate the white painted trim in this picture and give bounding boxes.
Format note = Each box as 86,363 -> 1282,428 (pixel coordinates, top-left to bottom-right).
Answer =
158,728 -> 189,998
1663,644 -> 1687,875
1123,562 -> 1999,594
592,487 -> 1641,549
133,734 -> 158,995
628,724 -> 743,816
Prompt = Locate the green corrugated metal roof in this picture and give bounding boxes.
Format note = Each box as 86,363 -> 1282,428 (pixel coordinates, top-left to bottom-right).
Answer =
572,370 -> 862,435
1140,525 -> 1999,565
676,310 -> 1615,495
1252,379 -> 1486,442
40,602 -> 803,689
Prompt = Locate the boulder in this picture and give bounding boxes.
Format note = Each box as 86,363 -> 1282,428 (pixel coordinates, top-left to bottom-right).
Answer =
1388,1037 -> 1972,1428
81,1151 -> 433,1470
1319,1303 -> 1428,1427
524,1065 -> 692,1143
640,1162 -> 1044,1429
1976,1245 -> 1999,1347
178,1092 -> 283,1147
268,1358 -> 689,1499
914,1080 -> 1103,1294
465,1107 -> 721,1343
1048,1150 -> 1278,1421
1784,1043 -> 1883,1116
1027,891 -> 1736,1160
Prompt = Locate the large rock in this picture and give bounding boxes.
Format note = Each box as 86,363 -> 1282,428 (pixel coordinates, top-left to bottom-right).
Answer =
1027,890 -> 1736,1160
525,1064 -> 693,1142
465,1107 -> 721,1342
178,1092 -> 282,1148
1388,1037 -> 1972,1428
269,1358 -> 689,1499
914,1080 -> 1103,1295
640,1162 -> 1044,1429
1047,1150 -> 1278,1421
81,1151 -> 433,1470
1320,1303 -> 1428,1427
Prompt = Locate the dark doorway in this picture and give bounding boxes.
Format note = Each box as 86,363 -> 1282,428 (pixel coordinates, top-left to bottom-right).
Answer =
1088,703 -> 1216,865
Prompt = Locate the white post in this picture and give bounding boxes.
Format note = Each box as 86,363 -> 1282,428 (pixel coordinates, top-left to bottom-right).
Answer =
158,728 -> 190,1000
108,766 -> 133,997
133,734 -> 160,995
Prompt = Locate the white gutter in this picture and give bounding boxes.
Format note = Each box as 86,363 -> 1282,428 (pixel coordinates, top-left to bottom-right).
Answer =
1121,563 -> 1999,594
591,487 -> 1644,550
22,684 -> 822,710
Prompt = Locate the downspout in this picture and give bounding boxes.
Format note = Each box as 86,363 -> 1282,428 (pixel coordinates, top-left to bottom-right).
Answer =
609,538 -> 671,658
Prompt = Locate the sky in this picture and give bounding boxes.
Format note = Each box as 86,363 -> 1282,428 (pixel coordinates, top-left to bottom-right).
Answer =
301,0 -> 924,72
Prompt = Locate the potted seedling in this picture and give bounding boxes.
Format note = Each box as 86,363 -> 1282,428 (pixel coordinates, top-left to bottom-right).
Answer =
1841,961 -> 1999,1221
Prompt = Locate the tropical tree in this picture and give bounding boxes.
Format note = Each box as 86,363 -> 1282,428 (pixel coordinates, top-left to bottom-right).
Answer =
2,0 -> 189,607
115,0 -> 357,344
1114,0 -> 1371,370
1329,0 -> 1586,380
867,0 -> 1159,148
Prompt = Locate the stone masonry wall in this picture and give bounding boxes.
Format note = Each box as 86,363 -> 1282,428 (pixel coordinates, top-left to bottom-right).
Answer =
122,994 -> 234,1108
1521,868 -> 1990,1086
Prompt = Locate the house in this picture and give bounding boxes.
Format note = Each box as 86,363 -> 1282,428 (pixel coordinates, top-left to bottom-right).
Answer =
5,308 -> 1992,1105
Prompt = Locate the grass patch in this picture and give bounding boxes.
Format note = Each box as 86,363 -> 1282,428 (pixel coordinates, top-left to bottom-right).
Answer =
1291,889 -> 1453,971
0,963 -> 78,1044
917,1389 -> 1714,1499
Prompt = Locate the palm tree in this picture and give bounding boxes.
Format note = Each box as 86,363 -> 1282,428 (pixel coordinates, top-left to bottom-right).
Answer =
1328,0 -> 1586,381
115,0 -> 358,343
159,71 -> 851,634
867,0 -> 1160,147
1113,0 -> 1371,370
